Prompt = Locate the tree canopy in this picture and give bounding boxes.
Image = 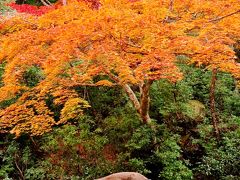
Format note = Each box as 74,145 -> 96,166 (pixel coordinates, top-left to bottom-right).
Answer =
0,0 -> 239,136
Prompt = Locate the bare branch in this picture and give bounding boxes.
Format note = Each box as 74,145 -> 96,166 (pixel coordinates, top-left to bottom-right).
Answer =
169,0 -> 174,12
40,0 -> 51,6
123,84 -> 141,114
209,9 -> 240,22
14,154 -> 25,180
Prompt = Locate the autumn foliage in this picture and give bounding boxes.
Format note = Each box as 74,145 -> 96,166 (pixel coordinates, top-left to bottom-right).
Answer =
0,0 -> 239,137
7,0 -> 101,16
8,3 -> 56,16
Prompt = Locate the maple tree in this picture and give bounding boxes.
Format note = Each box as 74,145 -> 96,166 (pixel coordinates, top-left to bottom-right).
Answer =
0,0 -> 239,137
183,2 -> 240,137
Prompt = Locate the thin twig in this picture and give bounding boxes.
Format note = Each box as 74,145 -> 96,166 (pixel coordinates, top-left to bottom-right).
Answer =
209,9 -> 240,22
40,0 -> 51,6
14,154 -> 25,180
44,0 -> 52,5
169,0 -> 174,12
30,136 -> 37,148
70,82 -> 118,88
163,0 -> 174,23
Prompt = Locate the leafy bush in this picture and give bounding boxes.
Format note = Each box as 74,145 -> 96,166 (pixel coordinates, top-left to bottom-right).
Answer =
0,137 -> 44,180
194,118 -> 240,179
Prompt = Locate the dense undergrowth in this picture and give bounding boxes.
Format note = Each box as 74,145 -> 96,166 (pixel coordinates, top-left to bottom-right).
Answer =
0,64 -> 239,180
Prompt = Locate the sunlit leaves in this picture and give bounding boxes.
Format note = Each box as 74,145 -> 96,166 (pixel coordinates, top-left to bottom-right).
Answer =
59,98 -> 90,124
0,0 -> 239,136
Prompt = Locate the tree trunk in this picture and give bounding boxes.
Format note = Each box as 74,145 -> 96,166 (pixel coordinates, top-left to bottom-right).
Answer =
139,80 -> 153,124
210,68 -> 220,139
123,81 -> 152,124
123,84 -> 141,114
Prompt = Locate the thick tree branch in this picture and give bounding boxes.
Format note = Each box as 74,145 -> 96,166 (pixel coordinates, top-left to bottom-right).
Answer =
123,84 -> 141,114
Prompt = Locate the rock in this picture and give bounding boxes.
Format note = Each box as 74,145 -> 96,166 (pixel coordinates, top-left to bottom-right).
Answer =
96,172 -> 149,180
185,100 -> 205,121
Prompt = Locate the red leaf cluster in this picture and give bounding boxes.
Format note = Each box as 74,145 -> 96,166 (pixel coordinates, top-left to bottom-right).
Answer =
8,3 -> 55,16
8,0 -> 101,16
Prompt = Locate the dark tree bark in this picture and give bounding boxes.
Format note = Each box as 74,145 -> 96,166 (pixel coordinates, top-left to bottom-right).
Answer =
209,68 -> 220,139
139,80 -> 153,124
15,0 -> 26,4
